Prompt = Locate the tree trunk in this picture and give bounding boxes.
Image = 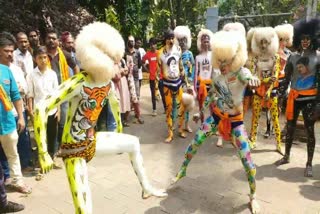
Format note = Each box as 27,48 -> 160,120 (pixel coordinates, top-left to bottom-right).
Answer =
168,0 -> 175,29
311,0 -> 318,19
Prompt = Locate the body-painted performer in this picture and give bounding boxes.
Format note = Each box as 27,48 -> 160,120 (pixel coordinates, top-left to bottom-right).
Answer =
174,26 -> 195,133
276,18 -> 320,177
263,24 -> 294,138
243,28 -> 256,115
174,26 -> 195,83
248,27 -> 283,154
219,22 -> 247,147
33,22 -> 167,214
172,30 -> 261,213
193,29 -> 215,123
157,30 -> 188,143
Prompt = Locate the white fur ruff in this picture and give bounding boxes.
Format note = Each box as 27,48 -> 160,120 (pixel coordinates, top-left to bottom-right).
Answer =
197,29 -> 214,51
75,22 -> 125,83
251,27 -> 279,57
274,24 -> 294,47
211,30 -> 248,72
174,26 -> 192,49
223,22 -> 246,38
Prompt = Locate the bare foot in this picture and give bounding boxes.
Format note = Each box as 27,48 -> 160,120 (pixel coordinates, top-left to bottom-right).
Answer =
142,188 -> 167,199
164,137 -> 173,144
250,198 -> 260,214
184,127 -> 192,133
216,138 -> 223,148
179,131 -> 186,138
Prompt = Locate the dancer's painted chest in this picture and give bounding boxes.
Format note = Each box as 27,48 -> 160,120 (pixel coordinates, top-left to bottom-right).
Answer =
70,83 -> 111,141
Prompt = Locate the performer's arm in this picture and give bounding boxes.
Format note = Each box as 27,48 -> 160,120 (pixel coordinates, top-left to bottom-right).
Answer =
278,55 -> 294,96
313,54 -> 320,119
108,82 -> 122,133
190,52 -> 195,81
34,73 -> 85,172
193,56 -> 199,92
179,58 -> 189,86
238,67 -> 261,87
200,69 -> 219,114
156,50 -> 162,81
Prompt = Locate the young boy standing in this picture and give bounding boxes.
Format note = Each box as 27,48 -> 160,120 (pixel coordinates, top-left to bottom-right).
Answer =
27,46 -> 60,166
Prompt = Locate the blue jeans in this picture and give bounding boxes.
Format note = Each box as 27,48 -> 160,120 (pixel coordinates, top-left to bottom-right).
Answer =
106,101 -> 117,131
97,100 -> 117,132
0,163 -> 7,207
17,111 -> 32,168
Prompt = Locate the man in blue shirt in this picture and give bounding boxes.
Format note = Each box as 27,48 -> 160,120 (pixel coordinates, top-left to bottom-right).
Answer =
0,32 -> 26,213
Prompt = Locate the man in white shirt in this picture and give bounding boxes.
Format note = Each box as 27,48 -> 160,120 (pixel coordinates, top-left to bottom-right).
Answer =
9,63 -> 32,171
13,32 -> 34,77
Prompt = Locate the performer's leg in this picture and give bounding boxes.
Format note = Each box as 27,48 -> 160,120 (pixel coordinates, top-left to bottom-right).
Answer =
184,111 -> 192,133
164,87 -> 174,143
198,93 -> 205,123
64,157 -> 92,214
158,80 -> 166,112
275,101 -> 300,166
270,97 -> 283,154
95,132 -> 167,198
173,115 -> 218,183
301,102 -> 316,177
177,88 -> 186,138
249,95 -> 263,148
155,80 -> 160,101
232,124 -> 259,213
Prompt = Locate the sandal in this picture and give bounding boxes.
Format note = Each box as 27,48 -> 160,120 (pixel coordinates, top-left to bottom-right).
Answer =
123,122 -> 130,127
304,165 -> 313,177
8,182 -> 32,194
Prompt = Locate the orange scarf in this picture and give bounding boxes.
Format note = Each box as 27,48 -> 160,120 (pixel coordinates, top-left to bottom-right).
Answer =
286,88 -> 317,120
0,85 -> 13,111
47,47 -> 70,82
212,106 -> 243,141
197,77 -> 211,101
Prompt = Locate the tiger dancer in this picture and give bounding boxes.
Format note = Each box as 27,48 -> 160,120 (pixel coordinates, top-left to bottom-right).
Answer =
263,24 -> 293,138
248,27 -> 283,155
171,30 -> 261,213
157,29 -> 189,143
33,22 -> 167,214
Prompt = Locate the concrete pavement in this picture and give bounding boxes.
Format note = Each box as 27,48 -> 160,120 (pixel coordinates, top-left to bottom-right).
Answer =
8,84 -> 320,214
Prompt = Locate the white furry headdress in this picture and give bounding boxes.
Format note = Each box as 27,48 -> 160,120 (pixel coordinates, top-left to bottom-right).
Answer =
76,22 -> 125,82
251,27 -> 279,56
211,31 -> 248,72
174,26 -> 192,49
246,28 -> 256,53
197,29 -> 214,51
223,22 -> 246,38
274,24 -> 294,47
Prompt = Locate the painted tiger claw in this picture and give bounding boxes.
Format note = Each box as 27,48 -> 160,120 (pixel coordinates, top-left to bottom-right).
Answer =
39,152 -> 53,174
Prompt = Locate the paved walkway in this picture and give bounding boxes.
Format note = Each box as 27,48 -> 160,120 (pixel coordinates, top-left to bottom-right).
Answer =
8,84 -> 320,214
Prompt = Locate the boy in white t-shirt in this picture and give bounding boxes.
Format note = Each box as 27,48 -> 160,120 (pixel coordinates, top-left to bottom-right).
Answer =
26,46 -> 60,167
